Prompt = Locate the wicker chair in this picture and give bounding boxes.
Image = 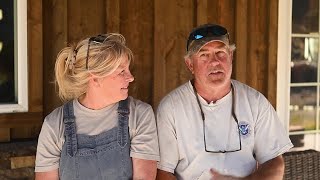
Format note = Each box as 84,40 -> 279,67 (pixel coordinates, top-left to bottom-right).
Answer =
283,149 -> 320,180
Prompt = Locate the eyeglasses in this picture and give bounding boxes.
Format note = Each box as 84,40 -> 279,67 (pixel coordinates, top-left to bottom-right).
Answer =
187,24 -> 229,51
86,34 -> 107,70
191,80 -> 242,153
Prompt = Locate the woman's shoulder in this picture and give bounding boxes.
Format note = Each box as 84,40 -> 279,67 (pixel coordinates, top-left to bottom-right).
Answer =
43,103 -> 65,130
128,96 -> 152,110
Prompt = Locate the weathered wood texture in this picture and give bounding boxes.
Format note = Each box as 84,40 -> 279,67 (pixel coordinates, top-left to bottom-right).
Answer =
120,0 -> 154,104
234,0 -> 278,107
10,155 -> 35,169
0,0 -> 279,140
154,0 -> 194,107
0,0 -> 43,141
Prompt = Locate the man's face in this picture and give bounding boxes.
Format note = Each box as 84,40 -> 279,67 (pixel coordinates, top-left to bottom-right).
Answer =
185,41 -> 233,90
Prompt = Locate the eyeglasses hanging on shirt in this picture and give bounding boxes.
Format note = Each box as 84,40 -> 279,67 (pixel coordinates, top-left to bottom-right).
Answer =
191,80 -> 242,153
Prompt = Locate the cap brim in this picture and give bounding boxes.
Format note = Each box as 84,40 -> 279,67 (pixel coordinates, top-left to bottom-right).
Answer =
195,39 -> 228,53
187,36 -> 230,55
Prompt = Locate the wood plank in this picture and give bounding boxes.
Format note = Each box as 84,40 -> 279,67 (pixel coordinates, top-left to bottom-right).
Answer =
247,0 -> 268,95
196,0 -> 236,83
11,126 -> 41,139
206,0 -> 236,79
196,0 -> 208,25
106,0 -> 120,32
0,128 -> 10,142
208,0 -> 235,41
68,0 -> 105,42
120,0 -> 154,105
154,0 -> 194,107
235,0 -> 248,83
28,0 -> 43,112
43,0 -> 68,115
0,112 -> 42,128
207,0 -> 220,24
207,0 -> 235,28
10,155 -> 35,169
267,0 -> 278,107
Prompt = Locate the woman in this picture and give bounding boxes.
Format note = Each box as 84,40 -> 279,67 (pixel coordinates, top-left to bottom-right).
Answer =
35,33 -> 159,180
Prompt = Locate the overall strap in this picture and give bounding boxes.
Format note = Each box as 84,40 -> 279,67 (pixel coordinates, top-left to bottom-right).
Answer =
63,101 -> 78,156
117,98 -> 130,148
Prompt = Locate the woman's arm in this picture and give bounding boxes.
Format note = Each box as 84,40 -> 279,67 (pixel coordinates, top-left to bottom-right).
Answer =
35,169 -> 59,180
156,169 -> 176,180
132,158 -> 157,180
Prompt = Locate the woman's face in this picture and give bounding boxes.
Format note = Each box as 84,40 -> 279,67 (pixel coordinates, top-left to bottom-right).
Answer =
97,56 -> 134,102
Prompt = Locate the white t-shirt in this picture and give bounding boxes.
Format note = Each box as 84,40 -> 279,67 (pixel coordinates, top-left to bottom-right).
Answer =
35,96 -> 160,172
156,80 -> 293,179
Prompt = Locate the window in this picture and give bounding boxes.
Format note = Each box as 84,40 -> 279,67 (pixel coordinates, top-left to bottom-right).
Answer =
0,0 -> 28,113
278,0 -> 320,151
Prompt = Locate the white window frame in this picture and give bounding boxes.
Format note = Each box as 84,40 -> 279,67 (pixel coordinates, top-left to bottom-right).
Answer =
278,0 -> 320,150
0,0 -> 28,113
277,0 -> 292,131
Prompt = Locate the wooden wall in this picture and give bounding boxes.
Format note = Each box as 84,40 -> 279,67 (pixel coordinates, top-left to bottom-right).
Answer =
0,0 -> 279,140
43,0 -> 279,112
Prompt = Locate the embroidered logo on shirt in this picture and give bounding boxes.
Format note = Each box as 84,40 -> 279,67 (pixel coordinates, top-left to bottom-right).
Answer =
238,121 -> 251,137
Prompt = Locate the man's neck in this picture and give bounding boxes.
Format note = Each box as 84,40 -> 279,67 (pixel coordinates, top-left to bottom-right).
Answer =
193,80 -> 231,104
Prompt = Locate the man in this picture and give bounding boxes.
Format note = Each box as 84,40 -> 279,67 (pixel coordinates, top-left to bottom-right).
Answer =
156,24 -> 293,180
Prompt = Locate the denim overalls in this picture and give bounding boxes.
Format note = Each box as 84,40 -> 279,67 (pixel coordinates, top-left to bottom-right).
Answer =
59,99 -> 133,180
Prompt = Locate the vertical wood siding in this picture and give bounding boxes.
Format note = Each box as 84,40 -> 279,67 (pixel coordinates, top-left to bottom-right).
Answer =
0,0 -> 279,140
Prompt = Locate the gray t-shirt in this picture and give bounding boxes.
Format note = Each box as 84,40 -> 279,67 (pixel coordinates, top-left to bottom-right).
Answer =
35,96 -> 159,172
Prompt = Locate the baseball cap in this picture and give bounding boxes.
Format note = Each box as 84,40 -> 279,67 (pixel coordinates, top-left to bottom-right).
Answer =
186,24 -> 232,56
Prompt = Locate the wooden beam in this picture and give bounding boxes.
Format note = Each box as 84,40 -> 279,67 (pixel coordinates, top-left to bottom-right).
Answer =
154,0 -> 194,107
267,0 -> 279,107
247,0 -> 269,94
28,0 -> 43,113
11,126 -> 41,139
196,0 -> 208,25
0,112 -> 42,128
0,128 -> 10,142
43,0 -> 68,115
106,0 -> 120,32
119,0 -> 154,105
235,0 -> 248,83
10,155 -> 35,169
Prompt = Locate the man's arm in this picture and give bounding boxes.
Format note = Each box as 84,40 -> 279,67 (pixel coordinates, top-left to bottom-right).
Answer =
35,169 -> 59,180
211,155 -> 284,180
156,169 -> 176,180
246,155 -> 284,180
132,158 -> 157,180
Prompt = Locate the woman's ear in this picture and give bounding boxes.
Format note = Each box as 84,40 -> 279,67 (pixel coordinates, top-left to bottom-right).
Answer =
185,58 -> 194,74
93,77 -> 100,86
88,74 -> 101,87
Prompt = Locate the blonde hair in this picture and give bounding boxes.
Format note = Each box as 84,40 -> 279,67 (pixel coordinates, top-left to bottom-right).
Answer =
55,33 -> 133,101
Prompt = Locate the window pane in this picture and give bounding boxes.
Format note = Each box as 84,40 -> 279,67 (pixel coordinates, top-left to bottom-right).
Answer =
292,0 -> 319,34
0,0 -> 16,103
291,37 -> 318,83
289,133 -> 316,151
290,86 -> 316,131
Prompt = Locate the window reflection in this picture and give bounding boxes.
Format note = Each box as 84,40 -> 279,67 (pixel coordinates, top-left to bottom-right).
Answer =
290,86 -> 316,131
0,0 -> 16,103
292,0 -> 319,34
291,37 -> 318,83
